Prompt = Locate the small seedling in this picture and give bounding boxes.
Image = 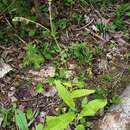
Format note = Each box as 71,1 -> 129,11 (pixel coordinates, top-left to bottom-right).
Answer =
112,3 -> 130,31
102,74 -> 113,82
70,43 -> 93,64
24,43 -> 44,69
36,82 -> 44,94
95,88 -> 107,99
26,108 -> 33,120
58,18 -> 67,30
112,95 -> 121,105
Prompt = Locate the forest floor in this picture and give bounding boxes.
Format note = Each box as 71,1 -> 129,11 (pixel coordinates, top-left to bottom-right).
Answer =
0,0 -> 130,130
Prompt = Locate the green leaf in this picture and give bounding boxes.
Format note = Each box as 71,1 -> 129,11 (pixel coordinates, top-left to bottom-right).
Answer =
112,95 -> 121,105
36,82 -> 44,94
79,99 -> 107,118
58,18 -> 67,30
63,81 -> 72,87
74,81 -> 86,88
36,123 -> 43,130
44,111 -> 75,130
54,80 -> 75,110
29,31 -> 35,37
15,109 -> 29,130
81,98 -> 88,108
0,117 -> 3,126
24,43 -> 44,69
71,89 -> 95,98
76,124 -> 85,130
26,108 -> 33,120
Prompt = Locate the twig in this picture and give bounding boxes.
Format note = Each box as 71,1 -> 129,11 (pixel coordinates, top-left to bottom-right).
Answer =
28,107 -> 39,127
74,18 -> 94,31
85,27 -> 106,41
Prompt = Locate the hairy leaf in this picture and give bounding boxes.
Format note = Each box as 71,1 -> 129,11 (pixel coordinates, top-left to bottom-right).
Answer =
15,109 -> 29,130
79,99 -> 107,118
44,111 -> 75,130
71,89 -> 95,98
54,80 -> 75,110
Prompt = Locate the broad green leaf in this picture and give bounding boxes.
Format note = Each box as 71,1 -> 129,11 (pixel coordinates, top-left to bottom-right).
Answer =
54,80 -> 75,110
44,111 -> 75,130
15,109 -> 29,130
76,124 -> 85,130
71,89 -> 95,98
79,99 -> 107,118
36,123 -> 43,130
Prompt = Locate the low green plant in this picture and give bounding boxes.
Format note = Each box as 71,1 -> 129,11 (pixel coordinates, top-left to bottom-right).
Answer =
102,74 -> 113,82
95,88 -> 107,99
112,95 -> 121,105
70,43 -> 93,64
54,80 -> 107,129
40,43 -> 57,60
36,82 -> 44,94
23,43 -> 44,69
95,46 -> 103,57
0,106 -> 15,128
96,23 -> 110,32
64,0 -> 75,6
26,108 -> 33,120
1,79 -> 107,130
0,0 -> 31,16
112,3 -> 130,31
15,109 -> 29,130
81,0 -> 117,7
58,18 -> 68,30
71,13 -> 82,23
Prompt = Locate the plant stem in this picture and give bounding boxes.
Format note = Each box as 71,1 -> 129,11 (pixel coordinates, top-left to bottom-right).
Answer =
48,0 -> 61,51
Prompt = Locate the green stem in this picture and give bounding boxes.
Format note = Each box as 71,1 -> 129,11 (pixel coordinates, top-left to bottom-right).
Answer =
48,0 -> 61,51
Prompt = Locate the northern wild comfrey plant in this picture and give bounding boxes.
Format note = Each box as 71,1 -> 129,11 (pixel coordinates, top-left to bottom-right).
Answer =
14,80 -> 107,130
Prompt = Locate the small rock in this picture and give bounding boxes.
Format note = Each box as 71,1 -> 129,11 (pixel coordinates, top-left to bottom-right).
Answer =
0,59 -> 12,78
43,87 -> 57,97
